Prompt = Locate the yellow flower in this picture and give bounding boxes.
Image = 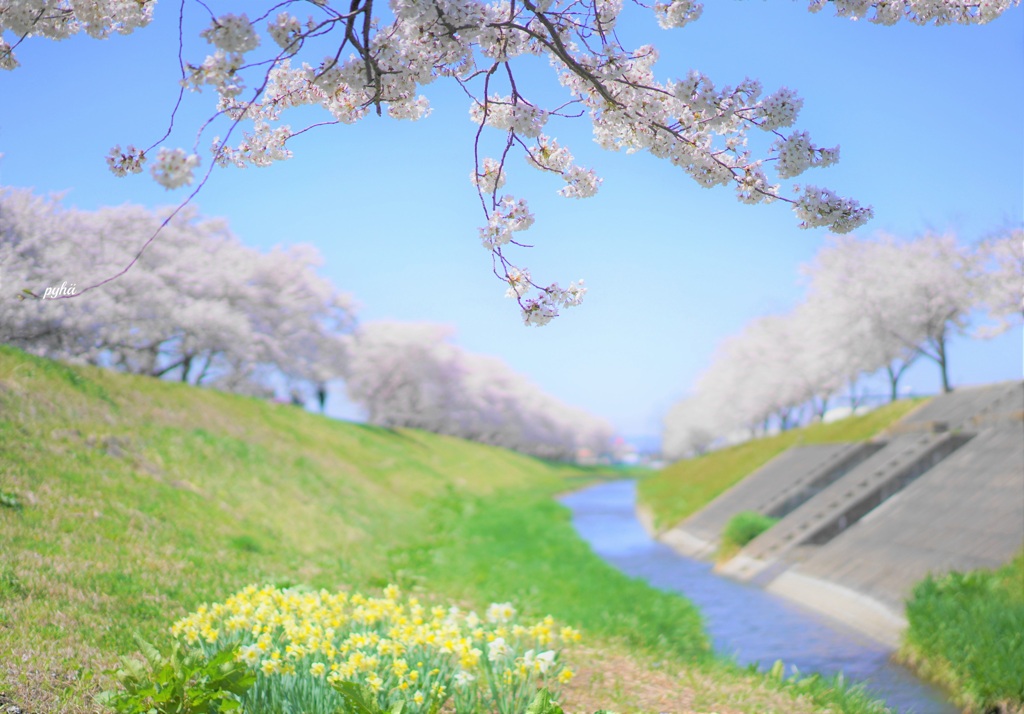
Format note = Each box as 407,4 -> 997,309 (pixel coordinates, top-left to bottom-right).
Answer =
558,668 -> 574,684
310,662 -> 327,677
413,692 -> 425,705
260,659 -> 278,676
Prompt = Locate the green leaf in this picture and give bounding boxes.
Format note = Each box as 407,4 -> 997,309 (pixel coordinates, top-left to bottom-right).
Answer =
330,681 -> 383,714
133,635 -> 165,668
525,688 -> 563,714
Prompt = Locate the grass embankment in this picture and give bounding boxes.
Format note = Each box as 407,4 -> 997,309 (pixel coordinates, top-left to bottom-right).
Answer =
0,345 -> 892,714
899,552 -> 1024,714
637,400 -> 925,532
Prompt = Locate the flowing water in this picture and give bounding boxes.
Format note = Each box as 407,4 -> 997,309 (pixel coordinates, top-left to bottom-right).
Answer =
559,480 -> 958,714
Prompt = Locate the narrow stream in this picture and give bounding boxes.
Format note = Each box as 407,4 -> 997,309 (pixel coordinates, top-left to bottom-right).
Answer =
559,480 -> 958,714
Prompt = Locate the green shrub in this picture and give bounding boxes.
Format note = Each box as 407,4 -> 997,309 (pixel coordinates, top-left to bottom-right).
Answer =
901,553 -> 1024,713
98,637 -> 255,714
720,511 -> 777,557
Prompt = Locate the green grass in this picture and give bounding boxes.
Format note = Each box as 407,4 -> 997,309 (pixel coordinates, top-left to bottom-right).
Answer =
0,345 -> 895,714
637,400 -> 926,531
718,511 -> 778,561
417,488 -> 712,662
899,552 -> 1024,713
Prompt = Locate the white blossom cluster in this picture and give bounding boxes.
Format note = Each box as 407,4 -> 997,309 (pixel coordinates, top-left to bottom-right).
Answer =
976,230 -> 1024,334
470,97 -> 549,138
523,135 -> 602,199
0,0 -> 154,68
520,280 -> 586,327
793,185 -> 873,233
479,196 -> 535,250
267,12 -> 303,50
184,50 -> 246,98
200,13 -> 259,53
212,123 -> 293,168
504,267 -> 531,298
470,157 -> 508,194
150,148 -> 201,190
105,144 -> 146,177
808,0 -> 1015,24
654,0 -> 703,28
774,131 -> 839,179
2,0 -> 1017,324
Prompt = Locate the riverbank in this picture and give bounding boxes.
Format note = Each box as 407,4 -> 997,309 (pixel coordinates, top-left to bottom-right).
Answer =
636,401 -> 924,534
634,384 -> 1024,712
638,510 -> 909,650
0,346 -> 896,714
899,553 -> 1024,714
565,480 -> 955,714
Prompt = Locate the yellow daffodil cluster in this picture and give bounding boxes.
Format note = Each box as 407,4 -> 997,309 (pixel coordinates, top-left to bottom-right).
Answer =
171,584 -> 580,714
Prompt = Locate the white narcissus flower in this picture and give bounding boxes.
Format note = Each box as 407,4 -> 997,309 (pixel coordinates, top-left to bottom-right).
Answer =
487,636 -> 510,661
534,650 -> 556,673
486,602 -> 516,623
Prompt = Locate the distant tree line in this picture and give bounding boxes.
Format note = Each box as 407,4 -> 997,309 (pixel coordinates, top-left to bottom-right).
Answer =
0,187 -> 355,397
662,230 -> 1022,460
0,187 -> 611,461
342,322 -> 614,461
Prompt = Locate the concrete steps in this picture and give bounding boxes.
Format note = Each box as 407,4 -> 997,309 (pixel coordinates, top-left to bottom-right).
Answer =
720,431 -> 973,581
671,443 -> 876,556
793,424 -> 1024,611
887,381 -> 1023,435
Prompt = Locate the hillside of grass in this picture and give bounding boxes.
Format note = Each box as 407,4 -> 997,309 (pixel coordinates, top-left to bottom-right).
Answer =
637,400 -> 925,532
899,552 -> 1024,714
0,346 -> 897,714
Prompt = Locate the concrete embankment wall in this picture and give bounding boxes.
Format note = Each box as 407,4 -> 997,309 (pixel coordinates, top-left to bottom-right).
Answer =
793,424 -> 1024,611
649,381 -> 1024,648
725,431 -> 974,579
661,442 -> 877,558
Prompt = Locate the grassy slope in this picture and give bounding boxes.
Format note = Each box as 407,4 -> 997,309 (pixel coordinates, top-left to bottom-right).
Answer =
899,552 -> 1024,713
636,400 -> 925,531
0,346 -> 893,714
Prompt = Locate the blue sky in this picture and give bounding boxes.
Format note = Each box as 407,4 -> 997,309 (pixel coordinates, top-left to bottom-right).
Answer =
1,2 -> 1021,445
